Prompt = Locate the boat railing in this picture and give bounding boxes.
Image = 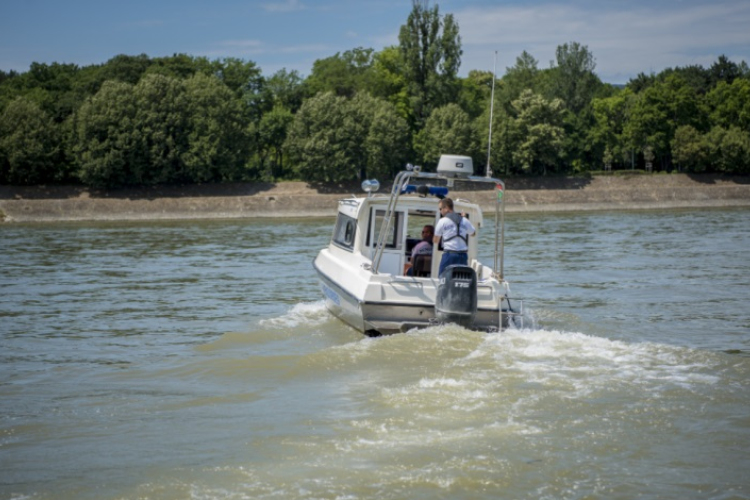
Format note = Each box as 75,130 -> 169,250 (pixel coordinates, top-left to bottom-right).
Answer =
502,296 -> 527,330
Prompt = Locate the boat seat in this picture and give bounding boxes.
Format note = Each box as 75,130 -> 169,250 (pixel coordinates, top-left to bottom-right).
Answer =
412,254 -> 432,277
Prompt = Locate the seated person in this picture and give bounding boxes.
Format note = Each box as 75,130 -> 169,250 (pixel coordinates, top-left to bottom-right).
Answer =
406,225 -> 434,276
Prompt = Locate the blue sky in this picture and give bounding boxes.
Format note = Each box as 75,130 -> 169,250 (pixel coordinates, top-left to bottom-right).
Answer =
1,0 -> 748,84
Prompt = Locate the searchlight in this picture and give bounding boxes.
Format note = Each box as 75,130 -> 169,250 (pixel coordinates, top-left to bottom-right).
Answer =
361,179 -> 380,197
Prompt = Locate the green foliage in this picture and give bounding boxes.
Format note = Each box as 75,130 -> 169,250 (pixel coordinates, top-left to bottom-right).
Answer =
182,73 -> 251,183
72,80 -> 140,188
0,97 -> 60,184
133,74 -> 187,184
457,70 -> 493,119
672,125 -> 707,172
72,80 -> 140,187
213,58 -> 262,96
624,74 -> 706,164
263,69 -> 307,113
368,47 -> 411,121
510,90 -> 566,175
284,92 -> 409,182
591,88 -> 634,168
284,92 -> 353,182
705,126 -> 750,174
306,48 -> 375,98
413,103 -> 475,169
257,105 -> 294,179
72,73 -> 253,188
708,79 -> 750,131
550,42 -> 600,115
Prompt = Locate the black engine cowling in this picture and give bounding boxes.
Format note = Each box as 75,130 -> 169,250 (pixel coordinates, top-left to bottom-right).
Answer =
435,265 -> 477,328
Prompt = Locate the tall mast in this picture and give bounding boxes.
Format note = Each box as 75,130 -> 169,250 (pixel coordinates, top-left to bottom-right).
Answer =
485,51 -> 497,178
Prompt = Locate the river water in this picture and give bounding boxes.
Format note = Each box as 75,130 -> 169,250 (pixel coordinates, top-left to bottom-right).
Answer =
1,208 -> 749,500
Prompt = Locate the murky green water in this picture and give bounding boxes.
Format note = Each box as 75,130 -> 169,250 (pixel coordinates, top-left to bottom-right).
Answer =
1,209 -> 749,499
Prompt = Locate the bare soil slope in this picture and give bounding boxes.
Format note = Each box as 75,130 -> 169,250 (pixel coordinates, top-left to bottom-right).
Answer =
2,174 -> 749,222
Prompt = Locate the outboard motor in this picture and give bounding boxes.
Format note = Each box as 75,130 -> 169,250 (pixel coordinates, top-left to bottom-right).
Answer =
435,265 -> 477,328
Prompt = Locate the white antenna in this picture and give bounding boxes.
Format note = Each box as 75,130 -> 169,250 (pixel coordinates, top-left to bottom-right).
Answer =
486,51 -> 497,178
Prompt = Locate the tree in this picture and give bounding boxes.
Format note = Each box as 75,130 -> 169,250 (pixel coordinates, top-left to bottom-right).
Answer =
591,88 -> 635,169
457,69 -> 492,119
0,97 -> 59,184
72,80 -> 141,188
263,69 -> 307,113
399,0 -> 462,129
100,54 -> 152,85
511,89 -> 565,175
628,72 -> 657,94
709,55 -> 742,88
549,41 -> 599,115
503,51 -> 540,103
624,75 -> 705,169
306,48 -> 375,98
257,105 -> 294,179
413,103 -> 475,169
672,125 -> 707,172
133,73 -> 188,184
363,98 -> 411,180
708,78 -> 750,131
660,65 -> 711,95
213,57 -> 263,97
284,92 -> 409,182
284,92 -> 358,182
181,73 -> 250,183
146,53 -> 213,80
704,126 -> 750,174
369,46 -> 411,120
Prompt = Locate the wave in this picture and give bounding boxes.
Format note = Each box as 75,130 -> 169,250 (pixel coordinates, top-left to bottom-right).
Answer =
258,300 -> 330,329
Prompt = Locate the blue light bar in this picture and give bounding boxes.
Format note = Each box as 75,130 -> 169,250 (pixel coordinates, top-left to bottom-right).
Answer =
401,185 -> 449,197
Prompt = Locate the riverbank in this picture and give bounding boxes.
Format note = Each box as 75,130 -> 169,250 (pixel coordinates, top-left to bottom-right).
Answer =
1,173 -> 749,222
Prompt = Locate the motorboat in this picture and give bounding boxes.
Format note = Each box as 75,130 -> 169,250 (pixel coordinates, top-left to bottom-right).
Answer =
313,154 -> 522,336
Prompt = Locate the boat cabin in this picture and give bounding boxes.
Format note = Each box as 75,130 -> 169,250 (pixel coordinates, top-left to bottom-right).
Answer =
330,188 -> 484,279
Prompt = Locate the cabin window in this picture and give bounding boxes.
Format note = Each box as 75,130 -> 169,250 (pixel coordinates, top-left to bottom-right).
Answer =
332,213 -> 356,251
367,209 -> 403,250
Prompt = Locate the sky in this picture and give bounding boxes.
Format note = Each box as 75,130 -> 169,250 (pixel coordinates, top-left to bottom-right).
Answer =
1,0 -> 749,84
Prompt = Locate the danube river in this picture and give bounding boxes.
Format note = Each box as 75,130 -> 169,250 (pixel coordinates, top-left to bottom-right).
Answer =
1,208 -> 749,499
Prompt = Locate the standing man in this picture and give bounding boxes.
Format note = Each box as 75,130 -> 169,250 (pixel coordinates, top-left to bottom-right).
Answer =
434,197 -> 475,276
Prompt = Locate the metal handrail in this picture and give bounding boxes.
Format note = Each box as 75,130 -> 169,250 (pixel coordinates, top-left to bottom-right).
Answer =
371,170 -> 413,274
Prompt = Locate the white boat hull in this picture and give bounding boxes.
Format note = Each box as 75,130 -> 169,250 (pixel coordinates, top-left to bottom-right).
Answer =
314,257 -> 514,335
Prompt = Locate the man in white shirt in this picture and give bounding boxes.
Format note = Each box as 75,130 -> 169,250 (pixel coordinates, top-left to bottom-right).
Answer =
433,197 -> 475,276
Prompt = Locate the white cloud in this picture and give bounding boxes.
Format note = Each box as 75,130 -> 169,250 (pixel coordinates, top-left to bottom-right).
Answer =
455,0 -> 750,82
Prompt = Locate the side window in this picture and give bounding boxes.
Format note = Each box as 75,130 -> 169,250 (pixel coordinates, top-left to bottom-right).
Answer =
332,213 -> 356,251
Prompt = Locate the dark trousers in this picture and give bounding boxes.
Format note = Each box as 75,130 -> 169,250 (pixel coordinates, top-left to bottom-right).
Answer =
439,252 -> 468,276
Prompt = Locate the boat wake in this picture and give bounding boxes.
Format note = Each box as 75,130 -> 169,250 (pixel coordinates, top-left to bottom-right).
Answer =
258,300 -> 331,329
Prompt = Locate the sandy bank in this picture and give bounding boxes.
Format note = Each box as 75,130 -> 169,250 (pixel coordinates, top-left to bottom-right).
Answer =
1,174 -> 749,222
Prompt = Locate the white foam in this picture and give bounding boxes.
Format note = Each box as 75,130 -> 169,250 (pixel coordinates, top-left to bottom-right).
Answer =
258,300 -> 330,329
475,328 -> 722,396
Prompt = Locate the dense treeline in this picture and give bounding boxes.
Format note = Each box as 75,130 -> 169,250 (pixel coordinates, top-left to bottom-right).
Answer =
1,1 -> 749,187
